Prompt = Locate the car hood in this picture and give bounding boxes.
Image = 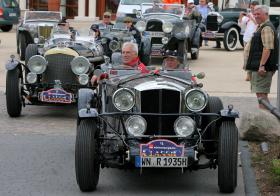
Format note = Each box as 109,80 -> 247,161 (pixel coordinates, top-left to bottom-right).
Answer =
107,72 -> 192,92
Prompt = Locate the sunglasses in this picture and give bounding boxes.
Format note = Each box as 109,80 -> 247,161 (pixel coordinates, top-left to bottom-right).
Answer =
124,21 -> 131,23
103,15 -> 111,18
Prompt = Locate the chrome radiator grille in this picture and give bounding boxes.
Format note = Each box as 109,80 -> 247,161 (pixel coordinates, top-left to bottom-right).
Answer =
146,21 -> 162,32
43,54 -> 78,86
140,89 -> 180,135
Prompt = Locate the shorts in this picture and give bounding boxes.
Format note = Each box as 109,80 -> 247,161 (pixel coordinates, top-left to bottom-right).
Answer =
250,71 -> 274,93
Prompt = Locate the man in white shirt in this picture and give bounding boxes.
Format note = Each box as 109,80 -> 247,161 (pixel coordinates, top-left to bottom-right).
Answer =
238,0 -> 259,81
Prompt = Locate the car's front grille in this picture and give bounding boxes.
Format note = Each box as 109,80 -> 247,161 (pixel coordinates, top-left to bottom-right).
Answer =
207,15 -> 219,31
140,89 -> 180,135
146,20 -> 162,32
43,54 -> 78,87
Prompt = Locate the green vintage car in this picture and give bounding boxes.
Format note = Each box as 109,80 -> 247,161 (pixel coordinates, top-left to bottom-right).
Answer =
203,0 -> 280,51
0,0 -> 20,32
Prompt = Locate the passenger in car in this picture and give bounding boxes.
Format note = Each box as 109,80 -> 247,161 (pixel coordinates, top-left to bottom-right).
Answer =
91,42 -> 148,85
90,24 -> 101,40
123,17 -> 141,48
162,50 -> 184,69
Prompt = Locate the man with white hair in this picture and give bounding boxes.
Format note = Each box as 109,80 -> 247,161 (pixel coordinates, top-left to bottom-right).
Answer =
91,42 -> 148,85
244,5 -> 278,109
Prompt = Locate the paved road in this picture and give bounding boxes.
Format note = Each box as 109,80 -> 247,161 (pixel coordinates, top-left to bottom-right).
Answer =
0,30 -> 277,195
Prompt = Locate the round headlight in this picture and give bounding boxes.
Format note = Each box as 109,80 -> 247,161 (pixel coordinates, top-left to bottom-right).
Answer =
162,22 -> 173,33
70,56 -> 90,75
185,89 -> 208,112
174,116 -> 196,137
162,37 -> 168,44
126,115 -> 147,136
217,15 -> 224,23
26,72 -> 37,84
78,74 -> 89,85
135,20 -> 146,32
109,40 -> 120,52
113,88 -> 135,111
27,55 -> 47,74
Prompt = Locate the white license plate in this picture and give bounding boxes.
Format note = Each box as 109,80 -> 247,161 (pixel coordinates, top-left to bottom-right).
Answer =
203,31 -> 215,38
147,31 -> 165,38
138,157 -> 188,168
9,13 -> 16,17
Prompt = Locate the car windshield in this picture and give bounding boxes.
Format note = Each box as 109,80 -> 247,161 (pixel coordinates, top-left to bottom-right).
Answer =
141,3 -> 184,17
222,0 -> 250,9
25,11 -> 61,22
2,0 -> 18,8
121,0 -> 158,5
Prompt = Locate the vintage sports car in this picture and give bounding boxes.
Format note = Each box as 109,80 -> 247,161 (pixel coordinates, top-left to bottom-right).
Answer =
5,28 -> 104,117
99,23 -> 151,66
202,0 -> 246,51
135,3 -> 201,63
75,62 -> 239,193
16,11 -> 62,60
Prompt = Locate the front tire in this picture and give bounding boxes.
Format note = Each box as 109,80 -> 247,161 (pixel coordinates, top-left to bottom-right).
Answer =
1,25 -> 13,32
218,121 -> 238,193
6,69 -> 23,117
223,27 -> 239,51
75,119 -> 100,192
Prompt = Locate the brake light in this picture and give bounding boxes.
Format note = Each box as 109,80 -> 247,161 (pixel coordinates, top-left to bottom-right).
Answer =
0,8 -> 3,17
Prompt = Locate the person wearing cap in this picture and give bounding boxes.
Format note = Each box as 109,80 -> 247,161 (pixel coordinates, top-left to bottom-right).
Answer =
57,17 -> 70,32
90,24 -> 101,40
184,0 -> 202,22
99,11 -> 114,27
162,50 -> 183,69
123,16 -> 142,48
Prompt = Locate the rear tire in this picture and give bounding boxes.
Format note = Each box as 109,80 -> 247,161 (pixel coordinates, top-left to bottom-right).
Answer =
25,44 -> 38,65
218,121 -> 238,193
1,25 -> 13,32
6,69 -> 23,117
75,119 -> 100,192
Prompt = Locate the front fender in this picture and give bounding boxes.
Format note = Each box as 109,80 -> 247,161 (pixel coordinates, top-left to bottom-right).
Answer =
221,21 -> 238,30
220,108 -> 239,119
78,88 -> 98,118
5,59 -> 21,71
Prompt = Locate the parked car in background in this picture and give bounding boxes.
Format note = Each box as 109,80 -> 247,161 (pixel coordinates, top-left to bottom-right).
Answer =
202,0 -> 248,51
99,23 -> 151,65
0,0 -> 20,32
116,0 -> 155,22
135,3 -> 200,63
75,60 -> 239,193
5,27 -> 104,117
16,11 -> 62,60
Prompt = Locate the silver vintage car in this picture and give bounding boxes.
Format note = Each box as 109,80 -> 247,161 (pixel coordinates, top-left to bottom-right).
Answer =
75,62 -> 239,193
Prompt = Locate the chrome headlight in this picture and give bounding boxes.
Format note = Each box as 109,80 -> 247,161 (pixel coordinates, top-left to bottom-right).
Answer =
135,20 -> 146,32
126,115 -> 147,136
109,40 -> 120,52
185,89 -> 208,112
174,116 -> 196,137
26,72 -> 37,84
162,22 -> 173,33
217,15 -> 224,23
78,74 -> 89,85
70,56 -> 90,75
161,37 -> 168,44
27,55 -> 47,74
113,88 -> 135,111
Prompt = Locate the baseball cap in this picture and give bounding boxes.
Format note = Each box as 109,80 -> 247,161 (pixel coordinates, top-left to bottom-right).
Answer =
124,16 -> 133,23
103,11 -> 112,17
188,0 -> 194,4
